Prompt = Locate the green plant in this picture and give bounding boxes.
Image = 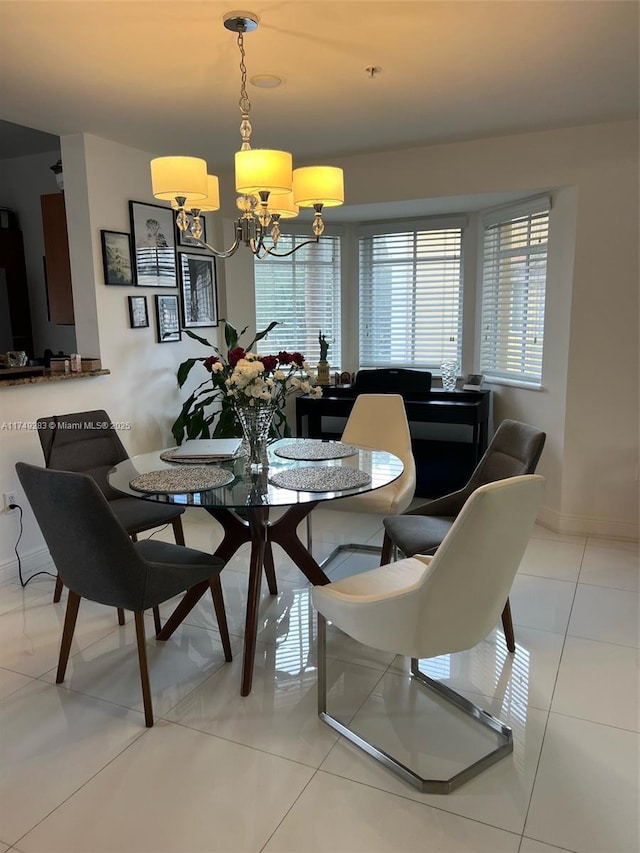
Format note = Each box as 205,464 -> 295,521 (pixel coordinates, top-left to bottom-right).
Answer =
171,320 -> 321,445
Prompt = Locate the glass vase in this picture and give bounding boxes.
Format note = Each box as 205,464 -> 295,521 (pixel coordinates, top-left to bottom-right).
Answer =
440,360 -> 458,391
235,401 -> 275,472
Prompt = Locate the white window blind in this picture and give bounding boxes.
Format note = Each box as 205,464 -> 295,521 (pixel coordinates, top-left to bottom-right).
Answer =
359,220 -> 464,369
254,234 -> 341,364
480,200 -> 549,384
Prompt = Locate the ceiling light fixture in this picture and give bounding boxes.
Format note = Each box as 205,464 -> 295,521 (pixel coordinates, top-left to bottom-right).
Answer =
150,11 -> 344,259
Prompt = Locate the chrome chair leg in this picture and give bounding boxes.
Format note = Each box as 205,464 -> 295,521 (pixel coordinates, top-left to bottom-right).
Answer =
316,613 -> 513,794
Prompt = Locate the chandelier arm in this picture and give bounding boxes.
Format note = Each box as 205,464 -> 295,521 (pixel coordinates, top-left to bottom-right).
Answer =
259,236 -> 321,258
189,235 -> 242,260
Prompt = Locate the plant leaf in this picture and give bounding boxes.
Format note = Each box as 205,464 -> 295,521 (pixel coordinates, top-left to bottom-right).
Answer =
183,329 -> 213,347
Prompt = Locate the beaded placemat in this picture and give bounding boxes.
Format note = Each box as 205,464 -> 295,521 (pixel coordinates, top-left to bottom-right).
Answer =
129,467 -> 234,494
274,440 -> 358,461
160,447 -> 246,465
269,466 -> 371,492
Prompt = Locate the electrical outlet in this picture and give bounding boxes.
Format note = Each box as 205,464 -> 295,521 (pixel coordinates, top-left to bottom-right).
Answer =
3,491 -> 17,512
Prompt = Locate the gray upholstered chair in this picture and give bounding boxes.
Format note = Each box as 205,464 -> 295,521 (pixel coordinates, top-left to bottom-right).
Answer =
38,410 -> 185,615
381,419 -> 546,652
16,462 -> 232,727
312,475 -> 545,793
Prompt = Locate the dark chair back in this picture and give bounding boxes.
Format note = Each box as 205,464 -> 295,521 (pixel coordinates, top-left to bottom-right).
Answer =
469,419 -> 546,491
16,462 -> 148,611
37,410 -> 129,501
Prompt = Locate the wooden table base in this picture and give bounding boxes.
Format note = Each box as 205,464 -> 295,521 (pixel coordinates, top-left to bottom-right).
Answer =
156,501 -> 329,696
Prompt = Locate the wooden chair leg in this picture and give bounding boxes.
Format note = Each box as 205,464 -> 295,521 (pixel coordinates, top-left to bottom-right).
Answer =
501,598 -> 516,653
210,575 -> 233,662
263,542 -> 278,595
56,590 -> 81,683
172,516 -> 185,546
134,612 -> 154,727
380,531 -> 394,566
152,605 -> 162,636
53,575 -> 64,603
117,608 -> 126,625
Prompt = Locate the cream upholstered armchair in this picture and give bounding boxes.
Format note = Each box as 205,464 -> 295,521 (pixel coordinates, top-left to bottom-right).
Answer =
310,394 -> 416,570
312,474 -> 545,793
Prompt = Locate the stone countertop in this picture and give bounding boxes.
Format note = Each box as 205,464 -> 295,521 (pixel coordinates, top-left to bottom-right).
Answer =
0,369 -> 110,388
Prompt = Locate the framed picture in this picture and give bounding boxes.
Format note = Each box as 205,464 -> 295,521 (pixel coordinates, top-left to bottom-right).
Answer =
179,253 -> 218,328
128,295 -> 149,328
177,215 -> 208,250
100,230 -> 133,285
155,294 -> 181,343
463,373 -> 485,391
129,200 -> 177,288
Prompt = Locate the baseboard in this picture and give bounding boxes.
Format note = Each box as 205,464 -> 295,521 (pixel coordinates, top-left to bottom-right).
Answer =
537,504 -> 639,541
0,545 -> 54,587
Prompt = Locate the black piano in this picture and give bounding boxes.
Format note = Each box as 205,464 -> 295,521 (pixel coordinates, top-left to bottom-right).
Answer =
295,369 -> 491,498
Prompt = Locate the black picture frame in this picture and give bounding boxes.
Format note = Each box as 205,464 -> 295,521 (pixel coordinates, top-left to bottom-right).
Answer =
155,294 -> 181,343
128,295 -> 149,328
100,230 -> 133,285
177,215 -> 208,250
129,200 -> 177,288
179,253 -> 218,328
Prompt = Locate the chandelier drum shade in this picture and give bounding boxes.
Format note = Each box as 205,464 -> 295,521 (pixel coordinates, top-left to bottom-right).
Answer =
150,11 -> 344,259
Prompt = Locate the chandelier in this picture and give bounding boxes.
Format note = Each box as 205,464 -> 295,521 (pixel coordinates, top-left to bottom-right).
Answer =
150,11 -> 344,259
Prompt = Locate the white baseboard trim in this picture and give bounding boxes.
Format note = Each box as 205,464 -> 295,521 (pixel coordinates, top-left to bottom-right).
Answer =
538,504 -> 639,541
0,545 -> 55,587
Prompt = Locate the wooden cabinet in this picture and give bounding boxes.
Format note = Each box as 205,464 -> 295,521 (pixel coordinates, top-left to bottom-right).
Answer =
41,193 -> 74,324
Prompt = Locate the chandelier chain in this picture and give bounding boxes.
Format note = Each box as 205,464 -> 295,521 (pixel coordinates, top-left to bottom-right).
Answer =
237,30 -> 251,120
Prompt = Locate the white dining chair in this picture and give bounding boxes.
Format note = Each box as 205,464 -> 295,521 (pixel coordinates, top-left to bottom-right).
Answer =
312,474 -> 545,793
309,393 -> 416,569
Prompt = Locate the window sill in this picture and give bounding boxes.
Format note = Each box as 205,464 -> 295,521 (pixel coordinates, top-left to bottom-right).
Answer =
483,376 -> 544,391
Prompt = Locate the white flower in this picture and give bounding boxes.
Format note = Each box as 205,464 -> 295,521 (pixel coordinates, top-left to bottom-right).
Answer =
274,369 -> 285,380
212,361 -> 224,373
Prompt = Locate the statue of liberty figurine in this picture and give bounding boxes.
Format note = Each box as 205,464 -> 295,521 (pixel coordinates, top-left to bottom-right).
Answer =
317,330 -> 330,385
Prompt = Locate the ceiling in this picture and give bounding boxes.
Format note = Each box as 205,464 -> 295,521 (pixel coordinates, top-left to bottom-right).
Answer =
0,0 -> 637,168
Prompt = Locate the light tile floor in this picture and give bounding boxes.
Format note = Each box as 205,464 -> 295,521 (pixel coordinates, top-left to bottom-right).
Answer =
0,508 -> 638,853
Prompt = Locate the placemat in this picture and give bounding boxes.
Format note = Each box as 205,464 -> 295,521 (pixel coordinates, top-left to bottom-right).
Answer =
269,466 -> 371,492
274,440 -> 358,461
129,467 -> 234,494
160,447 -> 245,464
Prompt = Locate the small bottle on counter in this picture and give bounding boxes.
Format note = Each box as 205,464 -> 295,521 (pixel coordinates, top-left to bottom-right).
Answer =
64,359 -> 70,374
70,353 -> 81,373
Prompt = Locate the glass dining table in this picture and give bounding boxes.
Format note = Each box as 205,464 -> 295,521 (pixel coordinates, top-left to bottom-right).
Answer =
108,438 -> 403,695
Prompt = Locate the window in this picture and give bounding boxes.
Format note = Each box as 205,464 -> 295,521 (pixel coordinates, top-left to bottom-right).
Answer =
358,218 -> 465,370
480,199 -> 550,384
254,233 -> 341,364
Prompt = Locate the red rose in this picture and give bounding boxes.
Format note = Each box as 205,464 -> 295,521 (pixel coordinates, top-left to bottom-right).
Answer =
277,351 -> 292,365
262,355 -> 278,372
203,355 -> 220,372
228,347 -> 246,367
291,351 -> 305,367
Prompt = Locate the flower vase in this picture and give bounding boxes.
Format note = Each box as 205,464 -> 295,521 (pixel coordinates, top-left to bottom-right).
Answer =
235,402 -> 275,472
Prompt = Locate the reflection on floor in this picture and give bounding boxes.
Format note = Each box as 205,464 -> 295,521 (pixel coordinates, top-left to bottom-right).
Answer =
0,507 -> 638,853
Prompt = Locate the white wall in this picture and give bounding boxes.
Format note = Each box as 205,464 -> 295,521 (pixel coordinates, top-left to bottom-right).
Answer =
0,149 -> 77,356
223,120 -> 639,539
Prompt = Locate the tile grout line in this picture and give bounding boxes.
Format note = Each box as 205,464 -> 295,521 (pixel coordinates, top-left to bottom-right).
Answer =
517,534 -> 588,847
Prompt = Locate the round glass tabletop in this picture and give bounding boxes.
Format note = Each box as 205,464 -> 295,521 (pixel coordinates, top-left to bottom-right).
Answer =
108,438 -> 404,509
